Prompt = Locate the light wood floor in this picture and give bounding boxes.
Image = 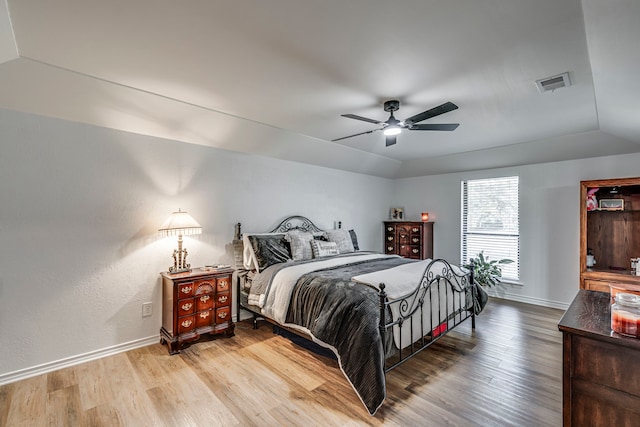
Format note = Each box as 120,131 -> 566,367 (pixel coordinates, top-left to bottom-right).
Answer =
0,298 -> 564,426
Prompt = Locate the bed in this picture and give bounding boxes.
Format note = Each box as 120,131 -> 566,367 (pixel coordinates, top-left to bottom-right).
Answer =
233,216 -> 487,415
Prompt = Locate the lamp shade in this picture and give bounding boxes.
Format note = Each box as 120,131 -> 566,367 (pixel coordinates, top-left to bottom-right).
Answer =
158,209 -> 202,237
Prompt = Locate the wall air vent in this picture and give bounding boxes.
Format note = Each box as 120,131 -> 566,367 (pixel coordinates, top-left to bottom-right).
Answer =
535,72 -> 571,93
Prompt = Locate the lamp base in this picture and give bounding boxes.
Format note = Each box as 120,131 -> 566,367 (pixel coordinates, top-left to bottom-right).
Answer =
168,266 -> 191,274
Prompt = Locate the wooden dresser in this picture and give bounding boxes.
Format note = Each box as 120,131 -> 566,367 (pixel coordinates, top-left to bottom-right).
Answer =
558,290 -> 640,426
384,221 -> 433,260
160,267 -> 234,354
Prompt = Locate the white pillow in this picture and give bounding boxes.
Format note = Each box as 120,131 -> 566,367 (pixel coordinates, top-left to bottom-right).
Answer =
311,240 -> 340,258
325,229 -> 355,253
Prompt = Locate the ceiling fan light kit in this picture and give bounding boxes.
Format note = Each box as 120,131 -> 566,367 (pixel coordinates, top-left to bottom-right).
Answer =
334,99 -> 459,146
383,126 -> 402,136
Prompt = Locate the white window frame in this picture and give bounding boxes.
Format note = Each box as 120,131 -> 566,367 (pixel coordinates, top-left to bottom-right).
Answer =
461,176 -> 520,282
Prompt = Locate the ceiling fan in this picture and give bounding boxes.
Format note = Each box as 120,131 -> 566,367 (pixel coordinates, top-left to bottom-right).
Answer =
333,100 -> 459,147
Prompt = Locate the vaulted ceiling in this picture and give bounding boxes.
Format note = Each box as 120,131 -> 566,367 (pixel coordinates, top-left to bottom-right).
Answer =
0,0 -> 639,178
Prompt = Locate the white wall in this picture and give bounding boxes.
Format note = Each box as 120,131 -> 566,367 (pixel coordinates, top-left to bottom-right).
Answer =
3,103 -> 639,383
392,152 -> 640,308
0,107 -> 392,380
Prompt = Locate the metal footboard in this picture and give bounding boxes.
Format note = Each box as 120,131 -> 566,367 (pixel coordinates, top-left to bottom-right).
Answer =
380,258 -> 475,372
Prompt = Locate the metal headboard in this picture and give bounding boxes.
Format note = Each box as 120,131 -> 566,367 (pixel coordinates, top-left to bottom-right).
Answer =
267,215 -> 324,233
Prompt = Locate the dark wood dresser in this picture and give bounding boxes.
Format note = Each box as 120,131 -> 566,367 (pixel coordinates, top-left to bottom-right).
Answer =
558,290 -> 640,426
383,221 -> 433,259
160,267 -> 234,354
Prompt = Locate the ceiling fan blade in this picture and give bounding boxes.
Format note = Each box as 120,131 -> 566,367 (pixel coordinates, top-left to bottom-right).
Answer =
409,123 -> 460,131
331,129 -> 378,142
341,114 -> 383,125
385,135 -> 397,147
404,102 -> 458,125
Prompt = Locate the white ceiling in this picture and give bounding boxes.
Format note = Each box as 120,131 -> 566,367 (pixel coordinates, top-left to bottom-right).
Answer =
1,0 -> 639,178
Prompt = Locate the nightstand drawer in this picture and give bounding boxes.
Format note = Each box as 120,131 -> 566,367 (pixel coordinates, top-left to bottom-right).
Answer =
178,282 -> 195,297
216,276 -> 231,292
196,293 -> 214,311
216,307 -> 230,323
216,291 -> 230,307
196,309 -> 213,328
178,315 -> 195,333
178,298 -> 195,315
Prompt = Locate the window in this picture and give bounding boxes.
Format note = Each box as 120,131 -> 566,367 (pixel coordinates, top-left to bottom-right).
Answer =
461,176 -> 520,281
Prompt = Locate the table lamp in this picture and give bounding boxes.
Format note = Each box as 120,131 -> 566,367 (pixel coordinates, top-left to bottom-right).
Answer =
158,209 -> 202,273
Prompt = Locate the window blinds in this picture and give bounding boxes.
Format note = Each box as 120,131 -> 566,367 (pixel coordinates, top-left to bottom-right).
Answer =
461,176 -> 520,281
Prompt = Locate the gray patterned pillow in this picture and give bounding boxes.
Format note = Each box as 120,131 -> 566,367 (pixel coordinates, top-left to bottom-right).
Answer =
325,229 -> 355,253
285,230 -> 314,260
247,234 -> 291,272
311,240 -> 340,258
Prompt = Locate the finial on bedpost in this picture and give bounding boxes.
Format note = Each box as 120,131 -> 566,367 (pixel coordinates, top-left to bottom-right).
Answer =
379,283 -> 387,342
234,222 -> 241,240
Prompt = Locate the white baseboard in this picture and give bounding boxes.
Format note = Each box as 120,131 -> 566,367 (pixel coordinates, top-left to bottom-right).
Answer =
0,335 -> 159,386
486,289 -> 570,310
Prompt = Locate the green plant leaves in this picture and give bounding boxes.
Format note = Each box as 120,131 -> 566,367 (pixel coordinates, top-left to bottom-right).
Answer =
463,251 -> 513,288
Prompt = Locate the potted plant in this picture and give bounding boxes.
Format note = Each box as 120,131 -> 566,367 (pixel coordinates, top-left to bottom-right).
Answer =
464,251 -> 513,288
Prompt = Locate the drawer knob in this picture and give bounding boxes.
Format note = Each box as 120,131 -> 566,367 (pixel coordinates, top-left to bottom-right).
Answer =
412,249 -> 418,253
387,227 -> 393,231
218,295 -> 228,303
387,246 -> 393,251
218,281 -> 228,289
412,238 -> 419,243
218,311 -> 228,319
199,311 -> 210,319
387,236 -> 393,241
181,286 -> 192,294
181,303 -> 193,311
412,228 -> 419,232
181,319 -> 193,328
200,295 -> 210,303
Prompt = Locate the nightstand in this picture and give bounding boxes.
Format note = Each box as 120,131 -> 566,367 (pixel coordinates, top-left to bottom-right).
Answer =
160,267 -> 234,354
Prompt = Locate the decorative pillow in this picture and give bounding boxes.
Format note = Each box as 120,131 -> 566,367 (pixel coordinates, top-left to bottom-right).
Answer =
285,230 -> 314,260
311,240 -> 340,258
242,233 -> 283,270
325,229 -> 355,253
247,234 -> 291,272
348,229 -> 360,251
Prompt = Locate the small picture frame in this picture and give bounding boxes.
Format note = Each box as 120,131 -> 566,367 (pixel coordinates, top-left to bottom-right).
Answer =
390,207 -> 404,220
599,199 -> 624,211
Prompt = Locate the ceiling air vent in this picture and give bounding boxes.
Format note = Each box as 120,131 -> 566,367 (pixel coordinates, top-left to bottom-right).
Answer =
535,72 -> 571,93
